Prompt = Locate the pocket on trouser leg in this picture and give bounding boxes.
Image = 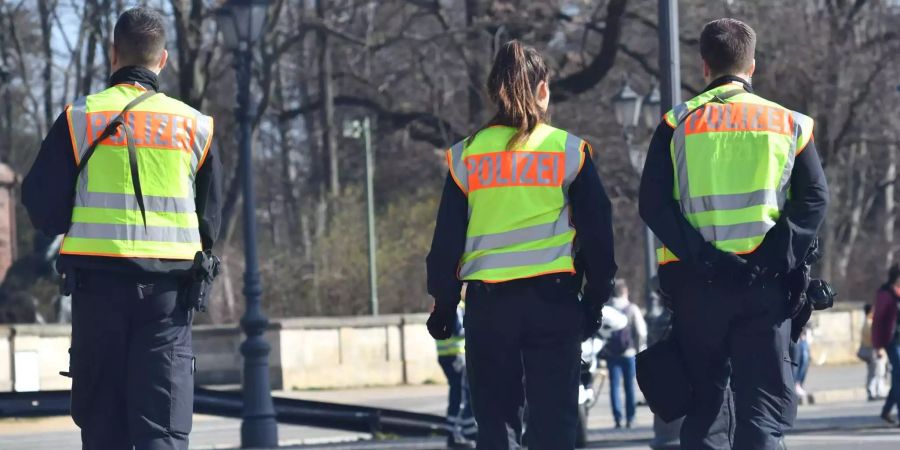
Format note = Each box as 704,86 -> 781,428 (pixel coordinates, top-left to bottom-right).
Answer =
170,353 -> 195,436
68,347 -> 99,429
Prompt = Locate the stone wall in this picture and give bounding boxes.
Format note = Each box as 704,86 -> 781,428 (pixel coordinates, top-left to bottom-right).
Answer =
0,307 -> 868,392
807,302 -> 867,365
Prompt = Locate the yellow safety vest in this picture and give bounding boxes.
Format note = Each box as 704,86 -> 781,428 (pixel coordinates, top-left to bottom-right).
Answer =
446,124 -> 587,282
657,84 -> 814,265
60,83 -> 213,260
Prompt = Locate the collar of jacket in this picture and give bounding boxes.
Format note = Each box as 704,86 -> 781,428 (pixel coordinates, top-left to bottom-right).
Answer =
704,75 -> 753,94
108,66 -> 160,92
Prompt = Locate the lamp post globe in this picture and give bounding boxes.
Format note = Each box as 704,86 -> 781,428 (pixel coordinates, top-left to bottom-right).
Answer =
216,0 -> 269,50
642,83 -> 662,130
612,79 -> 643,130
216,0 -> 278,448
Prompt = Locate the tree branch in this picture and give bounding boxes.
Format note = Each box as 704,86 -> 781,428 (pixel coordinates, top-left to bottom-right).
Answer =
551,0 -> 627,99
280,95 -> 461,147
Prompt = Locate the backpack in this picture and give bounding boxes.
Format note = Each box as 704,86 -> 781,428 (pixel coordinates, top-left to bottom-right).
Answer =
603,304 -> 634,357
604,326 -> 634,357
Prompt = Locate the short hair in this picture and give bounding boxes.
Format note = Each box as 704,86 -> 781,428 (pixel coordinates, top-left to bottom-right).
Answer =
864,303 -> 872,315
113,7 -> 167,68
613,279 -> 628,298
700,18 -> 756,76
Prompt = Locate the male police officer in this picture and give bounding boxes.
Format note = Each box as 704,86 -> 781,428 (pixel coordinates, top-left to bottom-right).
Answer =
639,19 -> 828,449
22,7 -> 221,450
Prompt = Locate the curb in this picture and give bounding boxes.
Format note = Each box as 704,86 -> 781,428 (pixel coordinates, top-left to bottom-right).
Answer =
806,387 -> 869,405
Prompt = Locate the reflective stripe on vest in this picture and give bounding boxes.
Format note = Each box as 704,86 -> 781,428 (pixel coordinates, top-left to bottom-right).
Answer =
436,336 -> 465,356
60,84 -> 213,260
449,125 -> 585,282
657,85 -> 814,264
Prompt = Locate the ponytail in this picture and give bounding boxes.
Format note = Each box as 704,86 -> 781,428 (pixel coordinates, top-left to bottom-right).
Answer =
470,40 -> 549,150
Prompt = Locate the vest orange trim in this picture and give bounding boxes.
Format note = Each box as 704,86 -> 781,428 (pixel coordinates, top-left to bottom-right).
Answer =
197,118 -> 214,169
65,105 -> 80,165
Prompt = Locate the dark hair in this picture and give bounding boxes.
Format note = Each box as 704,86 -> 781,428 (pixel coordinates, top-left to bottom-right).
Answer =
473,40 -> 549,150
113,7 -> 167,68
889,264 -> 900,286
700,18 -> 756,76
864,303 -> 872,315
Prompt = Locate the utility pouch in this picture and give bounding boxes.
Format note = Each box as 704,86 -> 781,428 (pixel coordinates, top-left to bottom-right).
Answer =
185,250 -> 220,312
636,333 -> 692,422
807,279 -> 836,311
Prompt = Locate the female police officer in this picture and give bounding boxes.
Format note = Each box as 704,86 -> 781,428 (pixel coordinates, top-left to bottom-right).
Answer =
426,40 -> 617,450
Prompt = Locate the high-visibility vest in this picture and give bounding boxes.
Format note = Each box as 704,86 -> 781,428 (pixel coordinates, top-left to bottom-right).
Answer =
447,124 -> 587,282
656,84 -> 814,265
436,336 -> 465,356
60,83 -> 214,260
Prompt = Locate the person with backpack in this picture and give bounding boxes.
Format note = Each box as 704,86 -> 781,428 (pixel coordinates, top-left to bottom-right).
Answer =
601,279 -> 647,428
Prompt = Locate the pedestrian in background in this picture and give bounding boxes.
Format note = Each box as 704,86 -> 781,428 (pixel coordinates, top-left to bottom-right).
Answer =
858,303 -> 888,401
792,329 -> 811,402
435,301 -> 477,448
872,264 -> 900,426
22,7 -> 221,450
601,279 -> 647,429
425,40 -> 617,450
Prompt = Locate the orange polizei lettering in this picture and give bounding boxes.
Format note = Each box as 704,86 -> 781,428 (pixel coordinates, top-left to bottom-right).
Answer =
465,151 -> 565,192
685,103 -> 793,136
86,111 -> 192,152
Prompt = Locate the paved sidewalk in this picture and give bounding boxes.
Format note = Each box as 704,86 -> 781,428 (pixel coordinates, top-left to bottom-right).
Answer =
0,363 -> 888,449
804,363 -> 875,404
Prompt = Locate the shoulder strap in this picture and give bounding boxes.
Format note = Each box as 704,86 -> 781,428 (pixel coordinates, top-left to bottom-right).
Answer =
74,90 -> 157,228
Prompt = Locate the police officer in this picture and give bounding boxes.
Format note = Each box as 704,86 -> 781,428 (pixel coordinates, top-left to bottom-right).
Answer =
639,19 -> 828,450
22,7 -> 221,450
435,301 -> 477,448
426,40 -> 617,450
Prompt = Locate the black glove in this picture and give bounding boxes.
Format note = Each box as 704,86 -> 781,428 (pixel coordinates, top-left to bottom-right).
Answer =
582,304 -> 603,341
699,246 -> 759,287
580,279 -> 613,341
426,301 -> 457,340
786,265 -> 811,319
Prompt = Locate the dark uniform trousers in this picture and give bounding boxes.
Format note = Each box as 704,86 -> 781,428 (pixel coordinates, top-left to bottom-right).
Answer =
464,277 -> 583,450
664,269 -> 796,450
69,269 -> 194,450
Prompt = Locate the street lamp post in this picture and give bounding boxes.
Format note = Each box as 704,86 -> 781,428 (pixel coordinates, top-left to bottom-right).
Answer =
216,1 -> 279,448
652,1 -> 684,448
343,117 -> 379,316
613,77 -> 682,450
611,79 -> 656,310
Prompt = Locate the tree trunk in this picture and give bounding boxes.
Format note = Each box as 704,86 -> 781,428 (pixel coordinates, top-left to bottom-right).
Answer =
80,0 -> 101,96
465,0 -> 484,128
317,0 -> 339,196
886,144 -> 896,268
169,0 -> 206,109
37,0 -> 54,130
836,143 -> 866,281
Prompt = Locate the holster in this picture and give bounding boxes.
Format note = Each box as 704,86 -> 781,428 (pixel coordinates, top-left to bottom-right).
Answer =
182,250 -> 221,312
59,267 -> 77,297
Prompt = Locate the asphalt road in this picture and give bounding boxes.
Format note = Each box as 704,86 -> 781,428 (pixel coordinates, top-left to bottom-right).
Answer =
0,385 -> 896,449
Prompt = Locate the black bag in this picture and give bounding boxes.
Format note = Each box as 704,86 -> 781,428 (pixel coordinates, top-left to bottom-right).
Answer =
635,334 -> 692,422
